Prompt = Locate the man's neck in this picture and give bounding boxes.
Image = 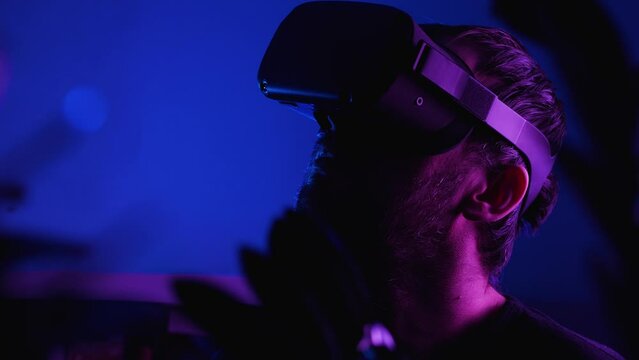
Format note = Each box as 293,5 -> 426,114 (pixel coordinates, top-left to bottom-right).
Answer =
390,252 -> 506,356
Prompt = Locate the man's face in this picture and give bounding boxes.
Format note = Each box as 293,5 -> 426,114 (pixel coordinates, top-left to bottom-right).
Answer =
294,109 -> 472,288
295,110 -> 439,231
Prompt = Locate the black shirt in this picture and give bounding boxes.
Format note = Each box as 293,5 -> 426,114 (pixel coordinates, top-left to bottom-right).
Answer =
428,296 -> 625,359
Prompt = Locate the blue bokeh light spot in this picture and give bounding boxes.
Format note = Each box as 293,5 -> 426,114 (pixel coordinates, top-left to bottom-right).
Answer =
63,86 -> 108,132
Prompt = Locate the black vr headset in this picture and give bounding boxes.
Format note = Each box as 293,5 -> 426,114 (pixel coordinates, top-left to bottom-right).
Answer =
257,1 -> 555,210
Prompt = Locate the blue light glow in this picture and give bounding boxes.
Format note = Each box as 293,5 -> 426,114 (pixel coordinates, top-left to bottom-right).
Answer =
62,86 -> 108,132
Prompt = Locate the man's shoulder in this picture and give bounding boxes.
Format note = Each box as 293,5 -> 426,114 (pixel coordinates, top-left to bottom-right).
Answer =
496,296 -> 624,359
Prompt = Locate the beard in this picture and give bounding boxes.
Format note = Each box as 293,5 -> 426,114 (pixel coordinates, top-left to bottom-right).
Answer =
295,128 -> 469,311
381,160 -> 467,296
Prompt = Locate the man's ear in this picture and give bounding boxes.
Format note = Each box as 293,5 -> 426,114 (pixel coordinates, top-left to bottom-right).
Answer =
463,165 -> 529,222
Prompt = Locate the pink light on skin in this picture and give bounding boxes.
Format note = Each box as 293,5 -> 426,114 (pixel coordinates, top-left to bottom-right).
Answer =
0,51 -> 9,104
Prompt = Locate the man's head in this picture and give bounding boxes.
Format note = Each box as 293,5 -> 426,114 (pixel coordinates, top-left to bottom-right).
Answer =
434,25 -> 566,284
295,25 -> 566,287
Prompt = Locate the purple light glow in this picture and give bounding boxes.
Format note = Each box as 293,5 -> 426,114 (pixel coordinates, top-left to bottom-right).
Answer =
357,322 -> 396,352
0,51 -> 9,104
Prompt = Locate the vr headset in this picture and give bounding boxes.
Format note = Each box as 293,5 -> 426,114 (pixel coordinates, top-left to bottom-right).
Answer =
257,1 -> 555,210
